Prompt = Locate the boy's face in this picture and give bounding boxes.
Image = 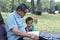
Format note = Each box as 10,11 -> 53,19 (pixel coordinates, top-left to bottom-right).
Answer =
27,20 -> 33,27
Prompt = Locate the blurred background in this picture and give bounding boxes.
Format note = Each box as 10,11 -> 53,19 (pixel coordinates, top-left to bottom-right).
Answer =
0,0 -> 60,34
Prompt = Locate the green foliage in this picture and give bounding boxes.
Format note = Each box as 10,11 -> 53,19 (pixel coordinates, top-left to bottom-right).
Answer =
41,0 -> 50,11
0,0 -> 57,12
55,2 -> 60,11
55,3 -> 58,10
0,0 -> 27,12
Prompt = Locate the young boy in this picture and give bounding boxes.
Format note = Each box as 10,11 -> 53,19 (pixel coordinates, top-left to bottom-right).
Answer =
25,17 -> 34,32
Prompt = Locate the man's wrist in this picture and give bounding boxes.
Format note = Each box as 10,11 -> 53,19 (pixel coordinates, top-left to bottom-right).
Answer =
26,33 -> 31,38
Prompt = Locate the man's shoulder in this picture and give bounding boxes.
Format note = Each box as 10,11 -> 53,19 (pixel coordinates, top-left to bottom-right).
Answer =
6,13 -> 15,21
9,12 -> 14,16
7,12 -> 14,18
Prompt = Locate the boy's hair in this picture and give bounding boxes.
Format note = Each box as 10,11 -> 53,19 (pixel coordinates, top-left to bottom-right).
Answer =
25,17 -> 33,24
16,3 -> 28,11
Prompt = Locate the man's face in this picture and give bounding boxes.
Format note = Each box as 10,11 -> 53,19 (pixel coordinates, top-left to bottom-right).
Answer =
17,9 -> 27,18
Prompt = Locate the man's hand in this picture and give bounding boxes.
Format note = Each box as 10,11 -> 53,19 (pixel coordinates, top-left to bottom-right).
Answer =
29,34 -> 39,40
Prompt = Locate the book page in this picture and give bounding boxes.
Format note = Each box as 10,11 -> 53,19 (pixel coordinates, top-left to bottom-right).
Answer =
28,31 -> 40,36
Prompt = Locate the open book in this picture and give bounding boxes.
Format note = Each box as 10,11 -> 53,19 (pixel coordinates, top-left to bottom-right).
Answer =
28,31 -> 40,36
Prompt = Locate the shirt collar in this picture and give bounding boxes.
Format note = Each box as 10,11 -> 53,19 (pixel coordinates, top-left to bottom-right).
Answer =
13,11 -> 21,18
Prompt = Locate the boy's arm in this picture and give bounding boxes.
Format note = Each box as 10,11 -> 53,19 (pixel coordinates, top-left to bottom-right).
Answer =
32,26 -> 34,31
25,27 -> 29,32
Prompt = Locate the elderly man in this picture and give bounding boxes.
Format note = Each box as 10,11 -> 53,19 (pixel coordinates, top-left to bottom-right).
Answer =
5,3 -> 39,40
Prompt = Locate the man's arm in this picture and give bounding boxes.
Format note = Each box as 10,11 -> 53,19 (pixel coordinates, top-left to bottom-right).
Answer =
11,27 -> 30,38
11,27 -> 39,40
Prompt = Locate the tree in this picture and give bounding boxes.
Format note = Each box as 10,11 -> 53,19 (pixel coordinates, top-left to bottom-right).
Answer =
0,0 -> 2,13
20,0 -> 26,3
55,3 -> 58,11
36,0 -> 42,15
50,0 -> 55,14
45,0 -> 48,12
0,0 -> 1,14
58,3 -> 60,13
18,0 -> 20,4
31,0 -> 35,14
11,0 -> 14,12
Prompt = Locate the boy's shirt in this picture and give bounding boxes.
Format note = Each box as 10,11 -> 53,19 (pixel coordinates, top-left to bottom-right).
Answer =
25,25 -> 34,32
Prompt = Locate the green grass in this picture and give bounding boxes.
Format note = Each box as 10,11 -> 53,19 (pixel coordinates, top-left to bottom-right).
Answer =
1,12 -> 60,34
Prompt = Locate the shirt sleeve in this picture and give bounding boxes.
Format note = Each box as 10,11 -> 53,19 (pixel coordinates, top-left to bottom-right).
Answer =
32,26 -> 34,31
6,15 -> 17,30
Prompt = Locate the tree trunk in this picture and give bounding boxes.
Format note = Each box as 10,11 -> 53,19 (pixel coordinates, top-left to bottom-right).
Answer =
18,0 -> 20,4
11,0 -> 14,12
0,0 -> 2,15
58,3 -> 60,13
0,0 -> 2,13
0,6 -> 1,14
50,0 -> 55,14
31,0 -> 35,14
24,0 -> 26,4
36,0 -> 42,15
45,0 -> 48,12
